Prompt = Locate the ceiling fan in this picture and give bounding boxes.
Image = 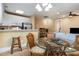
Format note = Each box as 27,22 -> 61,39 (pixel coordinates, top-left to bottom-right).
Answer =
60,11 -> 79,19
69,12 -> 79,16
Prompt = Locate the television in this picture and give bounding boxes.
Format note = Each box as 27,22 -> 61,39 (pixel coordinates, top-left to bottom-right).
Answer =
70,28 -> 79,34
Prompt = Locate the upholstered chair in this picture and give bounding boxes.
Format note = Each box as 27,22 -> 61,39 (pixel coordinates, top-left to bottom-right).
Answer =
26,33 -> 46,56
46,33 -> 67,56
47,33 -> 55,41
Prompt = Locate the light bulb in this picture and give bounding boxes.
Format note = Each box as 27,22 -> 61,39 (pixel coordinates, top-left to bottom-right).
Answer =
48,3 -> 52,8
44,6 -> 50,11
35,4 -> 42,12
42,3 -> 48,7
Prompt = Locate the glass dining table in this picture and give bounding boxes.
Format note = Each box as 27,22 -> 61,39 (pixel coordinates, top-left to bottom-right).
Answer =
36,40 -> 67,56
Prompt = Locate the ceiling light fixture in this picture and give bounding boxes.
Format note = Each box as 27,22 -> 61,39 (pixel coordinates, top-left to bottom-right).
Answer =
45,6 -> 50,11
47,3 -> 52,9
44,3 -> 52,11
16,10 -> 24,14
35,4 -> 42,12
35,3 -> 52,12
42,3 -> 48,7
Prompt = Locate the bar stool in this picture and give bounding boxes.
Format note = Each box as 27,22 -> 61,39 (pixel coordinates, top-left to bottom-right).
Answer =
11,36 -> 22,54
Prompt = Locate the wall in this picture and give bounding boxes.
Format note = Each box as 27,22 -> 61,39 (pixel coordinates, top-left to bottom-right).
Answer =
55,19 -> 61,32
56,16 -> 79,33
35,16 -> 55,32
0,3 -> 3,23
30,16 -> 35,29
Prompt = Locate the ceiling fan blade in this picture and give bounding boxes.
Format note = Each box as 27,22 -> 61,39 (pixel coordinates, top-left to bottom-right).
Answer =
72,14 -> 79,16
69,11 -> 79,16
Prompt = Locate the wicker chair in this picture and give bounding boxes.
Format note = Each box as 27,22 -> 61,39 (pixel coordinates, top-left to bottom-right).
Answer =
45,42 -> 67,56
26,33 -> 46,56
45,33 -> 67,56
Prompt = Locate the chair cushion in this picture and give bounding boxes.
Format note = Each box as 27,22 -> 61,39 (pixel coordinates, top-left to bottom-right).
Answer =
65,47 -> 77,52
31,46 -> 45,54
47,33 -> 55,41
38,37 -> 48,47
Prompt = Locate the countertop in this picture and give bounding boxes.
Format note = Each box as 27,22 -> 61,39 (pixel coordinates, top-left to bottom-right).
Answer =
0,29 -> 38,32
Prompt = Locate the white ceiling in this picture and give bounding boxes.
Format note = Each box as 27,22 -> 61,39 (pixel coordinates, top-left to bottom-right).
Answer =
3,3 -> 79,19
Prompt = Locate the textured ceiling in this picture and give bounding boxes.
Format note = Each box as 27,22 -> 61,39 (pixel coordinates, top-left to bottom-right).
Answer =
3,3 -> 79,19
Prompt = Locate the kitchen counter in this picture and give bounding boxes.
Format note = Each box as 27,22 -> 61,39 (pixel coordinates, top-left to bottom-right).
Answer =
0,29 -> 38,32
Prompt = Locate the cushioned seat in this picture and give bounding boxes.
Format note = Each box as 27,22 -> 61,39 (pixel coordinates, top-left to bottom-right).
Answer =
31,46 -> 45,54
26,33 -> 46,56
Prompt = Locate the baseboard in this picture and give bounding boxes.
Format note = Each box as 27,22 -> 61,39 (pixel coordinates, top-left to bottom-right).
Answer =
0,43 -> 27,53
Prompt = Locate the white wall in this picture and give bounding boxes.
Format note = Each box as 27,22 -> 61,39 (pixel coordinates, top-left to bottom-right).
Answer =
60,16 -> 79,33
0,3 -> 3,23
30,16 -> 35,29
55,19 -> 61,32
35,16 -> 55,32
